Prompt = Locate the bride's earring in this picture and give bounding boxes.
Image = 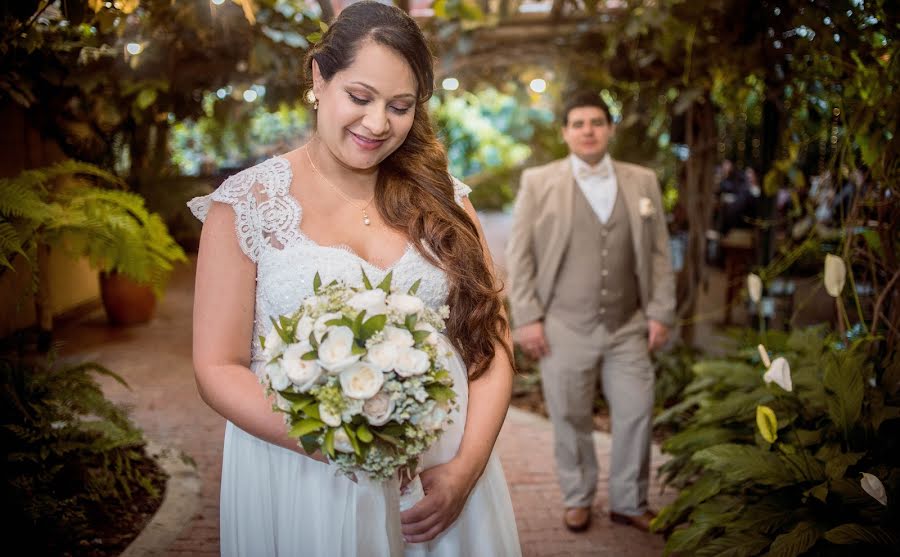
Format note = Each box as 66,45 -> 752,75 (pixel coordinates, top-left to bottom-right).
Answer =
305,89 -> 318,110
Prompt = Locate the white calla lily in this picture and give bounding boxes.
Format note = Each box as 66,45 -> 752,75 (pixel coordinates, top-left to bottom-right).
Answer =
860,473 -> 888,506
763,356 -> 793,392
757,344 -> 772,368
747,273 -> 763,304
824,254 -> 847,298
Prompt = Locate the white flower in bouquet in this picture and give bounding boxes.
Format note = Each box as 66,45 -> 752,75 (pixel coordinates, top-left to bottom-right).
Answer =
387,293 -> 424,315
341,398 -> 365,422
314,312 -> 343,342
348,289 -> 388,316
395,347 -> 430,378
296,316 -> 315,343
416,322 -> 440,346
282,342 -> 321,392
263,327 -> 287,359
333,427 -> 356,454
317,326 -> 361,372
363,390 -> 395,426
419,403 -> 449,432
319,403 -> 342,427
266,360 -> 291,391
340,361 -> 385,399
365,342 -> 399,371
382,325 -> 415,348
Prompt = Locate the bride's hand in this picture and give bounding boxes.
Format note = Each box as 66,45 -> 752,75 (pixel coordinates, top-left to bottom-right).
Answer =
399,458 -> 477,543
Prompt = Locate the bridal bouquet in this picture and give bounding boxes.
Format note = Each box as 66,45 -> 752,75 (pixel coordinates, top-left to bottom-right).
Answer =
260,270 -> 457,483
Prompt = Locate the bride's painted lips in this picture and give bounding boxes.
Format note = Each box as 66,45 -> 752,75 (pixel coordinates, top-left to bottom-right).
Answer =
348,130 -> 386,151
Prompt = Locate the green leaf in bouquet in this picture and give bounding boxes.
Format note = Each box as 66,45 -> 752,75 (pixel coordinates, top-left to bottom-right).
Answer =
343,423 -> 362,456
324,428 -> 335,458
412,330 -> 432,344
377,270 -> 393,293
426,384 -> 456,403
408,278 -> 421,295
259,335 -> 267,350
269,316 -> 292,344
299,434 -> 320,455
351,343 -> 366,356
431,369 -> 452,383
361,267 -> 373,289
373,430 -> 401,446
405,313 -> 418,330
301,350 -> 318,361
304,403 -> 321,420
361,314 -> 387,340
313,272 -> 322,294
279,390 -> 315,404
290,418 -> 326,438
327,316 -> 353,328
309,331 -> 319,349
352,310 -> 367,337
356,423 -> 374,443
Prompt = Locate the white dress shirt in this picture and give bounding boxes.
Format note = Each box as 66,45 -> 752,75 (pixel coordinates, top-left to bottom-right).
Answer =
570,154 -> 617,224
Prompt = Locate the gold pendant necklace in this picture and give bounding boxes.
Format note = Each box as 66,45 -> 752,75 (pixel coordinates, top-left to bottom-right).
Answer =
306,143 -> 375,226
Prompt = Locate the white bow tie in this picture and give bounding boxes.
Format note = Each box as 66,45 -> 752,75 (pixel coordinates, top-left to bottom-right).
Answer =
576,165 -> 610,180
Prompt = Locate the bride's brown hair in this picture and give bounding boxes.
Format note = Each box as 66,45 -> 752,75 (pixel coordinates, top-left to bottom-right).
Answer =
305,1 -> 511,380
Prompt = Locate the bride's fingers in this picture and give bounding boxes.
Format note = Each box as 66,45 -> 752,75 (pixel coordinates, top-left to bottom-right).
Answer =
404,521 -> 447,543
400,492 -> 441,525
400,508 -> 441,537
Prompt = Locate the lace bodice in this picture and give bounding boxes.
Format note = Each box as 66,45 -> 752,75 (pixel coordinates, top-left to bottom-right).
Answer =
188,157 -> 472,365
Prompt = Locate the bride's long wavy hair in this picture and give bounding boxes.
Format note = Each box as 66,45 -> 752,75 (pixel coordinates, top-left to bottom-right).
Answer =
305,2 -> 511,380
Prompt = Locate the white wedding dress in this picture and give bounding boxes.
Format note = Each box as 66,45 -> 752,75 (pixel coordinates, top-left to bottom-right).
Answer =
189,157 -> 521,557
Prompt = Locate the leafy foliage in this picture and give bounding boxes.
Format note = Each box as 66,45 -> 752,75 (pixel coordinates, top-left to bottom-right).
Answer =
653,327 -> 900,555
0,354 -> 164,554
0,160 -> 187,297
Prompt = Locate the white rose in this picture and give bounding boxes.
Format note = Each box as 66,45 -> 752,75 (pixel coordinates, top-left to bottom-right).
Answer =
340,361 -> 386,399
416,322 -> 439,346
362,390 -> 395,426
382,326 -> 414,348
317,326 -> 361,372
314,312 -> 343,342
265,360 -> 290,391
387,294 -> 424,315
263,327 -> 286,359
333,427 -> 355,453
319,404 -> 342,427
365,342 -> 399,371
419,404 -> 448,431
281,342 -> 321,392
348,289 -> 388,316
395,347 -> 430,377
296,315 -> 315,344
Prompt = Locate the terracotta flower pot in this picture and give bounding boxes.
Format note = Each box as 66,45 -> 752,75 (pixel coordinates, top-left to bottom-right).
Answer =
99,272 -> 157,325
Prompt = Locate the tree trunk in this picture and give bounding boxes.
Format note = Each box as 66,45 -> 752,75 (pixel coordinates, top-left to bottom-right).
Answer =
677,96 -> 716,345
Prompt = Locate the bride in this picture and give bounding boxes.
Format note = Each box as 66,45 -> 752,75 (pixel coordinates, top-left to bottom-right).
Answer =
188,2 -> 521,555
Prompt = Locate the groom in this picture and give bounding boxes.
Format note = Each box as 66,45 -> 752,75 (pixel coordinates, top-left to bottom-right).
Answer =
505,91 -> 675,532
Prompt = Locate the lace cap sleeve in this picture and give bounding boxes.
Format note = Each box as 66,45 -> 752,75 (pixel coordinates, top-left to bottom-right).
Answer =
451,176 -> 472,208
187,173 -> 266,262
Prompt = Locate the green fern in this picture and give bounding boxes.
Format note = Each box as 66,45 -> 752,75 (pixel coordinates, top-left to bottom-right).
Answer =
0,160 -> 186,297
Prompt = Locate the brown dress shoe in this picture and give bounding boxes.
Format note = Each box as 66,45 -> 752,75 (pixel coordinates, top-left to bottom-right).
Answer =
609,509 -> 658,533
563,507 -> 592,532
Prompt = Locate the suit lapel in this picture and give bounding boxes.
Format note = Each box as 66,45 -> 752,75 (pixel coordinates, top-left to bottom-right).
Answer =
539,159 -> 575,302
613,160 -> 645,277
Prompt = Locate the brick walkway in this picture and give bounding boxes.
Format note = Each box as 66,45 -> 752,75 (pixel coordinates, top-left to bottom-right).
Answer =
56,222 -> 674,556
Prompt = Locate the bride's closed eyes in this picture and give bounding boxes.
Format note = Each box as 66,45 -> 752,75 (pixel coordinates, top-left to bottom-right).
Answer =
347,92 -> 412,115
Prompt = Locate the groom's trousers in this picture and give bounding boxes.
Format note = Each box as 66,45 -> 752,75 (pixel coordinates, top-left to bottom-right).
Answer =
539,310 -> 654,515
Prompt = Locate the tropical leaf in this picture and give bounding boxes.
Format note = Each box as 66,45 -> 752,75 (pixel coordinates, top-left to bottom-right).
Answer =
766,521 -> 820,557
824,524 -> 899,546
693,530 -> 772,557
693,444 -> 796,487
823,349 -> 866,438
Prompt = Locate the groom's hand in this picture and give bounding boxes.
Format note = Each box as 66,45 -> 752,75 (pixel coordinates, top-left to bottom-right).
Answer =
400,459 -> 476,543
513,320 -> 549,360
648,319 -> 670,352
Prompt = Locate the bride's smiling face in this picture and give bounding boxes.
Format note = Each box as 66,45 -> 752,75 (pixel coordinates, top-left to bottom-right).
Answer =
312,40 -> 418,171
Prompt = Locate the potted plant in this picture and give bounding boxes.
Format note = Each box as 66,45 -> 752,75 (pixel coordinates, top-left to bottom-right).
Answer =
1,160 -> 187,328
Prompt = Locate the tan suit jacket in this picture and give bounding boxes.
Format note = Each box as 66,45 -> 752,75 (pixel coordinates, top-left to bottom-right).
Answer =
505,157 -> 676,329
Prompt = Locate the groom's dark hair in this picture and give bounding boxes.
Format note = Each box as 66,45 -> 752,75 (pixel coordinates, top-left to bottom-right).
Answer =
561,90 -> 612,127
